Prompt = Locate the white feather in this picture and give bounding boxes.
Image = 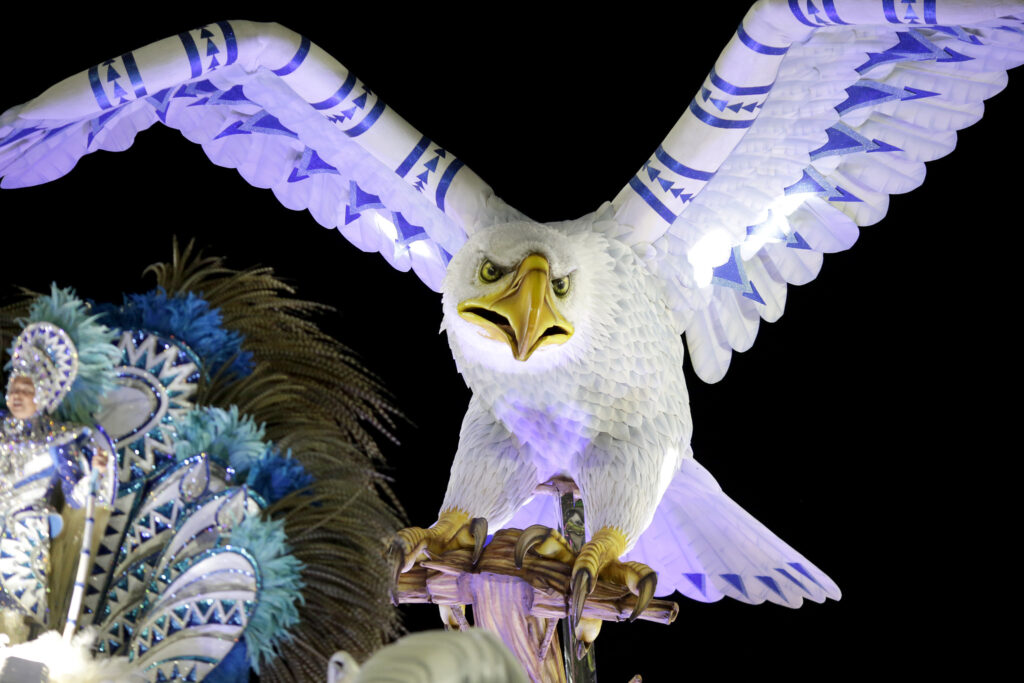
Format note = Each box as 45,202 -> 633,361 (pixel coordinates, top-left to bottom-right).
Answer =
0,629 -> 144,683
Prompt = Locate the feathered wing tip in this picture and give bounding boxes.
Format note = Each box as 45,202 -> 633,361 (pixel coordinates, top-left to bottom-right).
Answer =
626,458 -> 841,607
5,284 -> 120,423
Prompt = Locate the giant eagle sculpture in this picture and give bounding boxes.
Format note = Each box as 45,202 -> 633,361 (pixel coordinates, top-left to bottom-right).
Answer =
2,0 -> 1021,653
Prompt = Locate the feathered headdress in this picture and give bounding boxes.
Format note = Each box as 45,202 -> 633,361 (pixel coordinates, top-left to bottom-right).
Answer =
6,285 -> 119,422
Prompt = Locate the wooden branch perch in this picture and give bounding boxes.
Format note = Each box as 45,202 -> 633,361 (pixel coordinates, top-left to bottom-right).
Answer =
396,528 -> 678,626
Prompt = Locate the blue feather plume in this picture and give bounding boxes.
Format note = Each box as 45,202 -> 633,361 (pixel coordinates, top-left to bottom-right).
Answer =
246,451 -> 315,504
94,288 -> 253,380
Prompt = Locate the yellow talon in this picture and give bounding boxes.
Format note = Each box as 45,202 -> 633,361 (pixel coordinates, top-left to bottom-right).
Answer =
390,508 -> 473,578
514,524 -> 576,567
570,527 -> 656,626
574,616 -> 602,647
504,521 -> 657,651
572,527 -> 630,585
438,604 -> 470,631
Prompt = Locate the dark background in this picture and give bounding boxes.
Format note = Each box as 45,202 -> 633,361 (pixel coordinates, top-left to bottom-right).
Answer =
1,7 -> 1012,678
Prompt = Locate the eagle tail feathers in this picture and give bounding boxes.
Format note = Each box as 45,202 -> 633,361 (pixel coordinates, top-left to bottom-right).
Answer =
624,459 -> 842,607
499,459 -> 840,608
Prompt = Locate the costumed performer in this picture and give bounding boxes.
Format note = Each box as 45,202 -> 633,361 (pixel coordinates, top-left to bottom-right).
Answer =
0,320 -> 115,644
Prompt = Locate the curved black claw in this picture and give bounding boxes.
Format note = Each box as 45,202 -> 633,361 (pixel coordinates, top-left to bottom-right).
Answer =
514,524 -> 551,569
570,568 -> 592,628
387,539 -> 405,605
470,517 -> 488,565
628,572 -> 658,622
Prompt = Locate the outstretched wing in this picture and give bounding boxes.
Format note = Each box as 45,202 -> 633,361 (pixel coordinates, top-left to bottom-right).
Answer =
0,20 -> 521,291
607,0 -> 1024,382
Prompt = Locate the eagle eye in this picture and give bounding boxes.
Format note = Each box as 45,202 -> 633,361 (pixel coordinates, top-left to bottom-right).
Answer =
551,276 -> 570,297
479,259 -> 503,283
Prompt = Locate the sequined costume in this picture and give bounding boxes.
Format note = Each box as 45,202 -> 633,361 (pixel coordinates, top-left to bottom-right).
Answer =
0,319 -> 116,642
0,411 -> 112,632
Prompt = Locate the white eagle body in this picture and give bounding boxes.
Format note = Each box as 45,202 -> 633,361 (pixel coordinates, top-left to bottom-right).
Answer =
4,0 -> 1024,608
441,218 -> 690,546
438,216 -> 839,605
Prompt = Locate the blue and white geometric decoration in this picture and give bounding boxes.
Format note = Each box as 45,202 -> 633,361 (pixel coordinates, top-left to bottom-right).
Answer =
86,330 -> 201,627
0,508 -> 52,627
93,456 -> 261,682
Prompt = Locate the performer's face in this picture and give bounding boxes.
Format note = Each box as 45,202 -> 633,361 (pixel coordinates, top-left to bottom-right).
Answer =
6,376 -> 38,420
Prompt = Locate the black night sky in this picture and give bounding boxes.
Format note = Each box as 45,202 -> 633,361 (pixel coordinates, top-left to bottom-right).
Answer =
1,6 -> 1012,678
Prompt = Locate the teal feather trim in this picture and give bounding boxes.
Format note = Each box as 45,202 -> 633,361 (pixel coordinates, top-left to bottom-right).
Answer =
10,284 -> 120,423
229,515 -> 305,673
171,406 -> 315,503
170,405 -> 267,476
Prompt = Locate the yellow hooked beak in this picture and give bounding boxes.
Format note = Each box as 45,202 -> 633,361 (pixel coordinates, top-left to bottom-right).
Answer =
457,253 -> 574,361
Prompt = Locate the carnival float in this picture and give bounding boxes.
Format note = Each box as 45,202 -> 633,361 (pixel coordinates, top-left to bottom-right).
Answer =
2,1 -> 1020,680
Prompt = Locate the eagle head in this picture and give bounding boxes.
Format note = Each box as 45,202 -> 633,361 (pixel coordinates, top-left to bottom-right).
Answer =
442,221 -> 612,373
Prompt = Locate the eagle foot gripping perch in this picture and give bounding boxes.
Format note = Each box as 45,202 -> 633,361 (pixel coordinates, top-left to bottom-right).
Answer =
390,526 -> 678,672
514,525 -> 659,631
388,509 -> 489,598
